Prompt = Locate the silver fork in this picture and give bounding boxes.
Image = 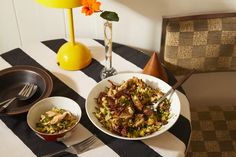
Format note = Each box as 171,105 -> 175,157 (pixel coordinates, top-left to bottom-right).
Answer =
0,83 -> 36,112
151,69 -> 195,111
42,135 -> 97,157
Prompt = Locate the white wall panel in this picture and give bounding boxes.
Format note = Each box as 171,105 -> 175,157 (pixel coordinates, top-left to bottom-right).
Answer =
13,0 -> 66,46
0,0 -> 21,54
0,0 -> 236,53
68,7 -> 101,41
180,72 -> 236,106
66,0 -> 236,53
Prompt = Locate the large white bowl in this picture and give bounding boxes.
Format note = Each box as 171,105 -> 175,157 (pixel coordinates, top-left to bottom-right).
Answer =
27,96 -> 82,141
86,73 -> 181,140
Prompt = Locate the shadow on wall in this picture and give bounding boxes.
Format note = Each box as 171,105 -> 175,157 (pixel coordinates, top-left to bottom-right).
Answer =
115,0 -> 162,20
111,0 -> 164,53
115,0 -> 235,18
113,0 -> 236,54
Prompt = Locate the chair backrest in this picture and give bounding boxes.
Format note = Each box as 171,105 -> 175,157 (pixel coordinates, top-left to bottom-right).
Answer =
160,13 -> 236,75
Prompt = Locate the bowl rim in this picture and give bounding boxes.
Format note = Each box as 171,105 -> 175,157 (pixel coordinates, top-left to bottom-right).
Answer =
85,72 -> 181,140
0,65 -> 53,115
27,96 -> 81,136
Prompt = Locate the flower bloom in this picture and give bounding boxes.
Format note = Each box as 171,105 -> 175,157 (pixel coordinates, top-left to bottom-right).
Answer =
81,0 -> 101,16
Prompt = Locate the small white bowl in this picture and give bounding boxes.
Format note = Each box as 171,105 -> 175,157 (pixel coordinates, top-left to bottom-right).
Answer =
27,96 -> 82,141
86,73 -> 181,140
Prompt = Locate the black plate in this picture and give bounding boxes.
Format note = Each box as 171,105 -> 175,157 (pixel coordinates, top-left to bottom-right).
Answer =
0,65 -> 53,115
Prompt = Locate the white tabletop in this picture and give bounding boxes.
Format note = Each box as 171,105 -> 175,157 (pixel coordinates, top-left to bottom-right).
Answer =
0,38 -> 191,157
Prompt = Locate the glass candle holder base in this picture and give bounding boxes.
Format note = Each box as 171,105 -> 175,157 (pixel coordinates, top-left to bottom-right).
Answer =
100,67 -> 117,79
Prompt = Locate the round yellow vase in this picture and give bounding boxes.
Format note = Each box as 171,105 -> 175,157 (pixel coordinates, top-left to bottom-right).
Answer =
57,42 -> 92,70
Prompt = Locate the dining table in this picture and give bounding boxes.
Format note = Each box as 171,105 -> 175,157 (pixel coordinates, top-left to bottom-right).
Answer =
0,38 -> 191,157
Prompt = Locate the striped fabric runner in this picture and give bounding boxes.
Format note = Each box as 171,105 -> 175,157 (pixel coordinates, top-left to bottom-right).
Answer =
0,39 -> 191,157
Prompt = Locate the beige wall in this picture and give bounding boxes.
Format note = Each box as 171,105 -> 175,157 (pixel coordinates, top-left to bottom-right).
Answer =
1,0 -> 236,54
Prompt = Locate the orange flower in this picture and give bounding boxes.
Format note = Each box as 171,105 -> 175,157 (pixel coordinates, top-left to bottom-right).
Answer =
81,0 -> 101,16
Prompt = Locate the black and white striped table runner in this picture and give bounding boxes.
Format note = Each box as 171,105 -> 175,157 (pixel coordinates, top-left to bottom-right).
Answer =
0,39 -> 191,157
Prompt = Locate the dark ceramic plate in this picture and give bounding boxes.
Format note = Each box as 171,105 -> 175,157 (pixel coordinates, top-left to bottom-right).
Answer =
0,65 -> 53,115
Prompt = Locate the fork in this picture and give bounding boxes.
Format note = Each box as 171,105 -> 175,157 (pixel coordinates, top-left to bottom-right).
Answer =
42,135 -> 97,157
0,83 -> 37,106
0,83 -> 36,112
152,69 -> 195,111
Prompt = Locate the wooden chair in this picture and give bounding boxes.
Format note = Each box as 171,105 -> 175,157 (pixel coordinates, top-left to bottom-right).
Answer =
160,13 -> 236,76
159,13 -> 236,106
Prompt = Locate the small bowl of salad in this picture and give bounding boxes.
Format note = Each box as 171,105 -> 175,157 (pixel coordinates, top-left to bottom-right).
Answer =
27,96 -> 81,141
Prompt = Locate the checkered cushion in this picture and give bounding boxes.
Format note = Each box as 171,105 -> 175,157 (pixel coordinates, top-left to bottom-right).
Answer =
187,105 -> 236,157
163,14 -> 236,75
